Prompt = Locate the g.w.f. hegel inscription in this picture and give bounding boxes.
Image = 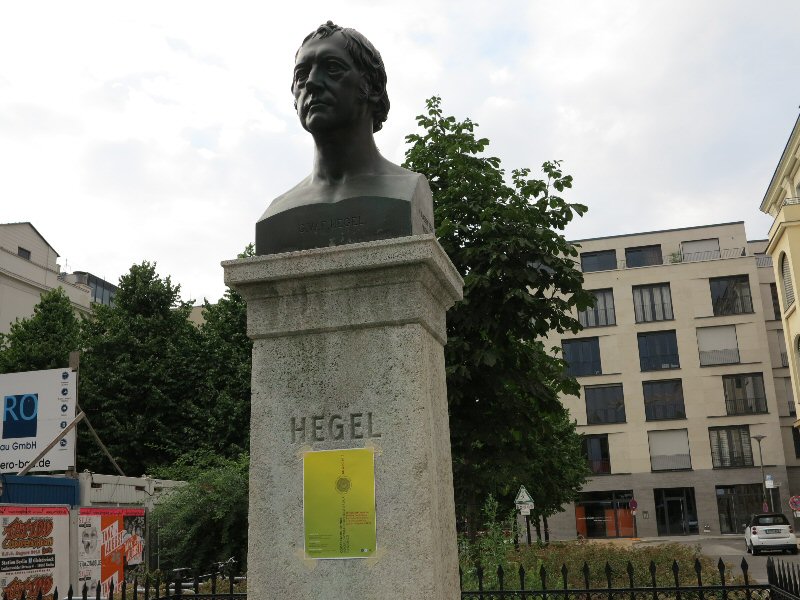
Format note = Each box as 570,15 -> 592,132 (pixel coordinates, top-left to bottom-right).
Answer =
291,412 -> 382,443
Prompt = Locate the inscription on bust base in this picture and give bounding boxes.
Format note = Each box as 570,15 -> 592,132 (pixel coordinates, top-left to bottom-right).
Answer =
291,412 -> 381,443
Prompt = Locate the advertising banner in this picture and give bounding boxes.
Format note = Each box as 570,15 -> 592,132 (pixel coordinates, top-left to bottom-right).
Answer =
0,505 -> 70,600
78,508 -> 145,596
0,368 -> 76,473
303,448 -> 376,559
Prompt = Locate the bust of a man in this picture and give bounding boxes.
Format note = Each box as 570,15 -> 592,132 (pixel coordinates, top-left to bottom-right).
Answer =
255,21 -> 434,255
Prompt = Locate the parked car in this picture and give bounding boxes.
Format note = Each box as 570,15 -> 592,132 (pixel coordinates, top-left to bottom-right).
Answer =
744,513 -> 798,555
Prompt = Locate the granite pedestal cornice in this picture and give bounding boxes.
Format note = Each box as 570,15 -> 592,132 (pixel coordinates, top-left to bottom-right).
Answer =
222,234 -> 463,345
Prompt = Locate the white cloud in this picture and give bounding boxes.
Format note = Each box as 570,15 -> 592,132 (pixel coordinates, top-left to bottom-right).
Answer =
0,0 -> 798,302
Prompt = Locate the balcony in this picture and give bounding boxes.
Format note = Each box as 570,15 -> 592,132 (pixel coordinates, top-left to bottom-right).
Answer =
650,453 -> 692,471
566,360 -> 602,377
579,307 -> 616,328
789,400 -> 797,416
781,352 -> 789,367
699,348 -> 740,366
640,354 -> 680,372
756,255 -> 773,268
725,396 -> 767,415
578,248 -> 746,273
712,294 -> 753,316
645,402 -> 686,421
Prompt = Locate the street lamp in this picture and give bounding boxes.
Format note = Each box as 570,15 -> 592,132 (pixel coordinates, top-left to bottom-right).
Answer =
751,434 -> 771,512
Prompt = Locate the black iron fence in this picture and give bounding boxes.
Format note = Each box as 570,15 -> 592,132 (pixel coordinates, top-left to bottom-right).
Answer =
5,557 -> 800,600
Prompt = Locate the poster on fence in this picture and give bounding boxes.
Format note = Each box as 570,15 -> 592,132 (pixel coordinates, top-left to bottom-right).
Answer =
0,505 -> 70,600
78,507 -> 145,596
303,448 -> 376,559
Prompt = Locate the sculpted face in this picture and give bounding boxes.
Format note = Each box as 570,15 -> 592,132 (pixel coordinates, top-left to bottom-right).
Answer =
293,32 -> 370,134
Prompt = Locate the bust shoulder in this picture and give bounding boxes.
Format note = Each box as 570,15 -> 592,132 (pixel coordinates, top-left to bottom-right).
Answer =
260,167 -> 426,220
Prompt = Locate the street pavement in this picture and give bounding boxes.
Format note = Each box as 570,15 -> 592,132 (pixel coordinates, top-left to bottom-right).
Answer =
634,535 -> 800,583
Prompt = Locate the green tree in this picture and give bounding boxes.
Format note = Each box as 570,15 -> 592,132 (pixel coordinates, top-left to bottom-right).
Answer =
196,245 -> 253,456
152,452 -> 249,571
403,96 -> 592,525
0,287 -> 81,374
78,262 -> 202,475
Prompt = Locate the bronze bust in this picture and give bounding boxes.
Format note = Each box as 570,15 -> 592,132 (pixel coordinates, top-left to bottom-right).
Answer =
255,22 -> 434,255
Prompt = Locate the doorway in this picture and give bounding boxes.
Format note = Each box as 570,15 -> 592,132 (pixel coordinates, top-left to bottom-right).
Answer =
654,487 -> 698,536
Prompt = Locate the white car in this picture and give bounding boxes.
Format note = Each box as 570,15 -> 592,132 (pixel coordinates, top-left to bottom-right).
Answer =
745,513 -> 798,555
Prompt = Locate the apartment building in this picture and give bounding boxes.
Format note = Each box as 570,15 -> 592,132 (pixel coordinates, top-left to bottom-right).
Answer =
546,221 -> 800,539
761,113 -> 800,421
0,222 -> 117,334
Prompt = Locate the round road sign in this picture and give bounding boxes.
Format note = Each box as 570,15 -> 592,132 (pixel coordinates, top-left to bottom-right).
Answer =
790,495 -> 800,511
629,499 -> 638,510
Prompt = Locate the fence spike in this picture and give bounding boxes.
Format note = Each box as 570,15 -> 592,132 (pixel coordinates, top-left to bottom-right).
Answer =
193,576 -> 199,597
94,581 -> 100,600
459,566 -> 463,589
519,564 -> 526,591
229,570 -> 235,600
650,559 -> 657,600
476,564 -> 484,592
497,565 -> 505,591
605,562 -> 612,589
37,590 -> 43,600
132,577 -> 138,600
767,557 -> 775,585
143,575 -> 149,600
121,579 -> 127,600
176,572 -> 183,599
793,562 -> 800,596
562,563 -> 569,590
81,582 -> 87,600
717,557 -> 726,581
582,561 -> 590,590
211,572 -> 217,597
108,580 -> 114,600
67,584 -> 73,600
540,563 -> 548,591
154,574 -> 160,600
20,592 -> 25,600
53,587 -> 59,600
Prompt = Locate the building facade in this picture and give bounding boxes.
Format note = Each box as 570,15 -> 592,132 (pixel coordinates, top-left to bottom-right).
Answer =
0,222 -> 117,334
547,221 -> 800,539
761,114 -> 800,429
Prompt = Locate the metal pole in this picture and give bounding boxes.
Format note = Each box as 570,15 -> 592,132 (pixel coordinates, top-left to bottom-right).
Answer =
752,435 -> 769,511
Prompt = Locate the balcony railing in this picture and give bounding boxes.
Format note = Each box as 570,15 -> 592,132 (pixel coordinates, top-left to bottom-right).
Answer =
756,255 -> 774,268
587,459 -> 611,474
725,396 -> 768,415
712,294 -> 753,316
645,401 -> 686,421
699,348 -> 740,366
566,360 -> 602,377
578,307 -> 616,328
650,453 -> 692,471
640,354 -> 681,371
782,197 -> 800,208
634,302 -> 674,323
781,352 -> 789,367
789,400 -> 797,416
579,248 -> 746,273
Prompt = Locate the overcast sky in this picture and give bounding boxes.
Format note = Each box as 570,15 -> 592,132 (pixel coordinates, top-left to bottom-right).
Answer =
2,1 -> 799,303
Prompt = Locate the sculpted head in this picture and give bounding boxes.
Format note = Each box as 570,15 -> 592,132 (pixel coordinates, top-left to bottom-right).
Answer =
292,21 -> 390,133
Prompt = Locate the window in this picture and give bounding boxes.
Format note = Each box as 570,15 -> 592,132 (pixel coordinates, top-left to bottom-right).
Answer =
710,275 -> 753,316
581,250 -> 617,273
578,289 -> 616,328
648,429 -> 691,471
625,245 -> 662,268
562,338 -> 602,377
17,247 -> 31,260
770,283 -> 781,320
709,425 -> 753,468
722,373 -> 767,415
681,238 -> 720,262
633,283 -> 673,323
696,325 -> 739,366
793,429 -> 800,459
585,384 -> 625,424
582,434 -> 610,474
643,379 -> 686,420
780,253 -> 795,309
638,330 -> 680,371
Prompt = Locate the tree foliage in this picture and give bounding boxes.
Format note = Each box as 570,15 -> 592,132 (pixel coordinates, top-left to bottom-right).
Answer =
152,453 -> 249,571
403,96 -> 593,523
79,262 -> 203,475
0,287 -> 81,374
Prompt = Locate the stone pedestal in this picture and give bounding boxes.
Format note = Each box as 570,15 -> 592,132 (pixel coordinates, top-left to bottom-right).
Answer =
222,234 -> 463,600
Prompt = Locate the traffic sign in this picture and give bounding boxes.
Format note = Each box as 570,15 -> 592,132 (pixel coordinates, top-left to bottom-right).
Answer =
515,485 -> 533,505
766,475 -> 775,489
517,502 -> 534,512
789,495 -> 800,511
629,498 -> 638,511
521,508 -> 531,516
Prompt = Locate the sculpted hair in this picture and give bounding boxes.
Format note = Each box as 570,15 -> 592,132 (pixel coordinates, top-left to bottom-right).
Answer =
294,21 -> 390,132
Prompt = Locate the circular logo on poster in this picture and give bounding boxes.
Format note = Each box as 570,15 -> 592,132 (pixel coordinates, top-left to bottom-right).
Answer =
335,476 -> 351,494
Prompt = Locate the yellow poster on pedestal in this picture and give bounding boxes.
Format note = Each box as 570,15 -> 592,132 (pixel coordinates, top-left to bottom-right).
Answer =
303,448 -> 376,559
